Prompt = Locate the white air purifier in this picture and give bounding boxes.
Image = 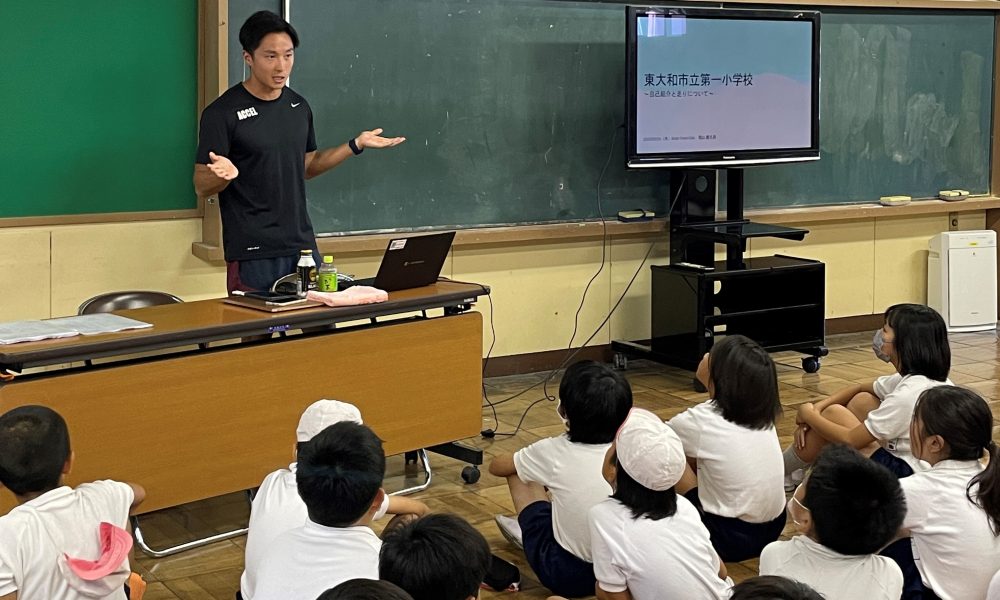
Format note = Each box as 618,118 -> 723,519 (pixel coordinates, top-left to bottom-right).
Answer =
928,231 -> 997,332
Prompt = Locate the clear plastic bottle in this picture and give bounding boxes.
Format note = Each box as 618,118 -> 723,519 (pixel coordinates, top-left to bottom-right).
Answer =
317,254 -> 338,292
296,249 -> 317,297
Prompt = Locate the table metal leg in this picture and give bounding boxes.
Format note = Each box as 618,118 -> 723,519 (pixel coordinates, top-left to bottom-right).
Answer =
131,490 -> 252,558
389,449 -> 432,496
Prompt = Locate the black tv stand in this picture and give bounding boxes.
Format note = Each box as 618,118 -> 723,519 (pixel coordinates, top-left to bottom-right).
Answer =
669,168 -> 809,269
612,167 -> 828,376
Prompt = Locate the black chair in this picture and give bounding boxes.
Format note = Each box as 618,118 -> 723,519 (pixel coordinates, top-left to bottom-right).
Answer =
77,291 -> 248,556
78,290 -> 184,315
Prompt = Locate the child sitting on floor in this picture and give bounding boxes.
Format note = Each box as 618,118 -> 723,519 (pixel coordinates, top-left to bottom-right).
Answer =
759,444 -> 905,600
488,360 -> 633,598
897,386 -> 1000,599
0,405 -> 146,600
241,400 -> 428,598
668,335 -> 787,562
589,408 -> 732,599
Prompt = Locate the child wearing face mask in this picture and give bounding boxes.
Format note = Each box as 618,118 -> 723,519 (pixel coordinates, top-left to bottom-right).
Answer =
783,304 -> 952,485
488,360 -> 633,598
759,444 -> 905,600
896,386 -> 1000,600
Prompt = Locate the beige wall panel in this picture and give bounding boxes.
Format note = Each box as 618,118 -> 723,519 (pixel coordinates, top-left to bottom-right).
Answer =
608,237 -> 669,344
873,214 -> 949,309
453,240 -> 611,357
0,229 -> 51,321
750,220 -> 876,318
50,220 -> 225,316
953,210 -> 987,230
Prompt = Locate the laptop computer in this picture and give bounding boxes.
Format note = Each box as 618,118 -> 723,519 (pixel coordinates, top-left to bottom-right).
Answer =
341,231 -> 456,292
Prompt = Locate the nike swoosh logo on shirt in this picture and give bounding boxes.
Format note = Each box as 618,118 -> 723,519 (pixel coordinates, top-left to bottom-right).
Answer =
291,102 -> 301,107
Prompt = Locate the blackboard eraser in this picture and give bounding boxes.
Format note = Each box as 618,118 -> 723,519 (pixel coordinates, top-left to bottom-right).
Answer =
879,195 -> 912,206
618,209 -> 655,222
938,190 -> 970,201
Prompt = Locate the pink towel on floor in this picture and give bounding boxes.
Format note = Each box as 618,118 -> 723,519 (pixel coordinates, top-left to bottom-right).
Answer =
307,286 -> 389,307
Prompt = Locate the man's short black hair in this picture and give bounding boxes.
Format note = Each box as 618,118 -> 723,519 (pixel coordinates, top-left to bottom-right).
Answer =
0,406 -> 71,496
379,513 -> 491,600
730,576 -> 823,600
611,451 -> 678,521
558,360 -> 633,444
239,10 -> 300,55
884,303 -> 950,381
709,335 -> 782,430
806,444 -> 906,555
295,421 -> 385,527
317,579 -> 414,600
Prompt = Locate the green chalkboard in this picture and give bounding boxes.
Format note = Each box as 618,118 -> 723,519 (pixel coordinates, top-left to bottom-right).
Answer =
744,10 -> 994,208
292,0 -> 671,234
1,2 -> 197,218
277,1 -> 993,233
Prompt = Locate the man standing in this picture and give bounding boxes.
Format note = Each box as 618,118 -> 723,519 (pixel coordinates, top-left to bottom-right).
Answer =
194,11 -> 404,292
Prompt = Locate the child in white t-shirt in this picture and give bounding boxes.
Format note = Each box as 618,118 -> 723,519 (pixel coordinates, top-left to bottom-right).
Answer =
379,513 -> 492,600
669,335 -> 787,562
729,576 -> 823,600
0,405 -> 146,600
759,444 -> 905,600
489,360 -> 632,598
240,400 -> 428,598
249,421 -> 389,600
898,386 -> 1000,600
589,408 -> 731,600
785,304 -> 951,481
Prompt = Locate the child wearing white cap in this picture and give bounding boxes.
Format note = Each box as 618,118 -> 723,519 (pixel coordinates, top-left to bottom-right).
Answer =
668,335 -> 787,562
588,408 -> 731,600
240,400 -> 428,599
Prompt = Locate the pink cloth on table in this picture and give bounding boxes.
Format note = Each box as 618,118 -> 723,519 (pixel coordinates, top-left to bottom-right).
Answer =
307,286 -> 389,307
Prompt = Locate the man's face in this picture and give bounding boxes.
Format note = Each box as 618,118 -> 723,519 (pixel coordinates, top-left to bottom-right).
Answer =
245,32 -> 295,92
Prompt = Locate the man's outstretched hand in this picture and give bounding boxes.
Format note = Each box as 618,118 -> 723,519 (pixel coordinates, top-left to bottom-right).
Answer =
208,151 -> 239,180
355,128 -> 406,150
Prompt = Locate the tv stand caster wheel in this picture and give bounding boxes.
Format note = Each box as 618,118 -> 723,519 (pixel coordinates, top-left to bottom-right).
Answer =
802,357 -> 821,374
613,353 -> 628,370
461,466 -> 481,484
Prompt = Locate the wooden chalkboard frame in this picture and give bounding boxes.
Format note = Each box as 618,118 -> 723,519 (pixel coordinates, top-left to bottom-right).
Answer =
185,0 -> 1000,261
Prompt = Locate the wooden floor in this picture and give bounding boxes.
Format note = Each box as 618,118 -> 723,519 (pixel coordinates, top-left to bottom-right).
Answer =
132,330 -> 1000,599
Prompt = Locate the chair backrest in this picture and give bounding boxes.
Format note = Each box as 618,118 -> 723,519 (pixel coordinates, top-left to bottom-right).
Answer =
270,273 -> 299,294
78,291 -> 183,315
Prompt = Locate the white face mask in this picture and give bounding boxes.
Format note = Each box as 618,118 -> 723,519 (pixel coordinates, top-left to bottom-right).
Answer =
556,399 -> 569,426
872,329 -> 892,362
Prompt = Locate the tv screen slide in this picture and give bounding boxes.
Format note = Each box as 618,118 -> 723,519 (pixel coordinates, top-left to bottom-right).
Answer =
634,12 -> 815,157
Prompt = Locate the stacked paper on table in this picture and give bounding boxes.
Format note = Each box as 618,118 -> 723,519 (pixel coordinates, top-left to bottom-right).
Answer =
0,314 -> 152,345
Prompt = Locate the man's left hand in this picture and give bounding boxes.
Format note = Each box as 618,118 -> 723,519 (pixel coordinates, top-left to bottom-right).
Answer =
355,128 -> 406,150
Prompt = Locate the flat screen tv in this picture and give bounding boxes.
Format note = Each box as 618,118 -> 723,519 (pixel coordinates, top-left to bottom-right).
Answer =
626,6 -> 820,168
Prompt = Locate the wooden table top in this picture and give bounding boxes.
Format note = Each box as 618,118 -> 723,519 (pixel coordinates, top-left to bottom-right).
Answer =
0,280 -> 489,370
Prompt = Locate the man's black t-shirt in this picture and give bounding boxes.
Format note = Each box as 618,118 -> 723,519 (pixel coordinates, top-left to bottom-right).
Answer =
196,84 -> 318,262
